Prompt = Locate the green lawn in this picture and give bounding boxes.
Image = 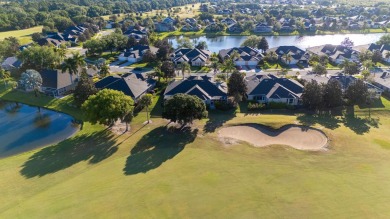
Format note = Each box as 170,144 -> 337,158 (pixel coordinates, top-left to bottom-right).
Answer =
2,83 -> 390,218
0,26 -> 43,44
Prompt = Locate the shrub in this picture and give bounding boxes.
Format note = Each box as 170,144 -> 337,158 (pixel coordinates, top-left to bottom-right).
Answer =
215,101 -> 233,111
248,102 -> 266,111
296,63 -> 304,69
267,102 -> 287,109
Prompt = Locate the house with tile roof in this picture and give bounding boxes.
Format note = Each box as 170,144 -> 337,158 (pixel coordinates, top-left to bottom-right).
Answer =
219,46 -> 263,67
164,75 -> 228,108
306,44 -> 360,65
373,72 -> 390,93
171,48 -> 211,66
253,23 -> 273,33
268,46 -> 309,65
118,45 -> 158,63
329,74 -> 383,98
246,74 -> 304,105
1,57 -> 22,71
95,73 -> 156,100
39,69 -> 76,97
367,43 -> 390,63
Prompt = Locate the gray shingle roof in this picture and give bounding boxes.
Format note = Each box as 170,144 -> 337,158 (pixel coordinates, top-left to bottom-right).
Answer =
95,73 -> 156,99
246,74 -> 304,98
40,69 -> 73,89
164,76 -> 227,99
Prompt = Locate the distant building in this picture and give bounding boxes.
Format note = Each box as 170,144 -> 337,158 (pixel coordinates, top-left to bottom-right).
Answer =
268,46 -> 309,65
367,43 -> 390,63
219,46 -> 264,67
171,48 -> 211,66
307,44 -> 360,64
253,23 -> 273,33
118,45 -> 158,63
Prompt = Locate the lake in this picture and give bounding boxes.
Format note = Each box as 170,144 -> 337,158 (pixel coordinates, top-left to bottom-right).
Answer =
0,101 -> 79,158
168,33 -> 386,53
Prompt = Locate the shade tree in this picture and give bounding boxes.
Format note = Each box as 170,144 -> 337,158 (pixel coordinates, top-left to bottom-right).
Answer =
162,93 -> 208,126
82,89 -> 134,127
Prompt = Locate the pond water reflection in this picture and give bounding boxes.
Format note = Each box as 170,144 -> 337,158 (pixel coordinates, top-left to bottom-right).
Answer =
0,101 -> 79,158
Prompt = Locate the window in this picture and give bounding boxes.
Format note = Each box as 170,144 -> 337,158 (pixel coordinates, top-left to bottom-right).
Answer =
288,99 -> 294,104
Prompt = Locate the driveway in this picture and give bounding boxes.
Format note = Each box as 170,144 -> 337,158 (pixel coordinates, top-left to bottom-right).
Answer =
119,61 -> 133,67
110,60 -> 123,66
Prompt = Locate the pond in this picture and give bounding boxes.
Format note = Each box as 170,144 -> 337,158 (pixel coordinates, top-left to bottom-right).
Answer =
0,101 -> 79,158
168,33 -> 386,53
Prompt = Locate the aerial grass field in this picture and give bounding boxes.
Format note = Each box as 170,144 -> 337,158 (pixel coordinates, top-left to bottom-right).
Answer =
102,3 -> 202,21
0,26 -> 43,44
1,82 -> 390,218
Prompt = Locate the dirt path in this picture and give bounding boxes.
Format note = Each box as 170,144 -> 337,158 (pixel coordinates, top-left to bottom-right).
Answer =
218,125 -> 328,151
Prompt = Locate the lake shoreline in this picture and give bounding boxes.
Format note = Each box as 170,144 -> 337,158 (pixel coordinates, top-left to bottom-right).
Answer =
160,30 -> 388,39
0,99 -> 80,159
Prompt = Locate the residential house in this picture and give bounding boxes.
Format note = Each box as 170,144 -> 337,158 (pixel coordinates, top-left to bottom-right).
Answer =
280,24 -> 295,32
329,74 -> 383,98
373,72 -> 390,93
304,21 -> 316,32
219,46 -> 264,67
36,38 -> 64,48
268,46 -> 309,65
253,23 -> 273,33
221,18 -> 237,26
95,73 -> 156,100
1,57 -> 22,71
204,23 -> 225,32
306,44 -> 360,65
185,18 -> 198,25
39,69 -> 76,97
155,22 -> 176,32
62,25 -> 87,43
124,26 -> 148,40
227,23 -> 243,33
246,74 -> 304,105
217,9 -> 233,15
105,20 -> 115,29
164,75 -> 228,108
367,43 -> 390,63
181,23 -> 201,31
118,45 -> 158,63
171,48 -> 211,66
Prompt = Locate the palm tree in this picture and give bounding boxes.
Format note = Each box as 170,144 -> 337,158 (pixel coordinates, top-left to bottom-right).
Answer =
210,52 -> 219,62
139,94 -> 153,123
152,67 -> 164,82
62,52 -> 86,83
211,61 -> 220,75
55,47 -> 67,63
72,52 -> 86,77
285,53 -> 292,64
180,62 -> 191,79
61,58 -> 77,83
223,58 -> 236,79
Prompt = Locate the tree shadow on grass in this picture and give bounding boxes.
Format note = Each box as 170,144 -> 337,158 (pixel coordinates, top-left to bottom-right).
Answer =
20,130 -> 118,178
203,110 -> 236,133
123,126 -> 198,175
297,113 -> 342,130
342,115 -> 380,135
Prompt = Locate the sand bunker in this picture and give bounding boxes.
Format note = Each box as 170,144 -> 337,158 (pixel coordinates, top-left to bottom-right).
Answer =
218,125 -> 328,151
